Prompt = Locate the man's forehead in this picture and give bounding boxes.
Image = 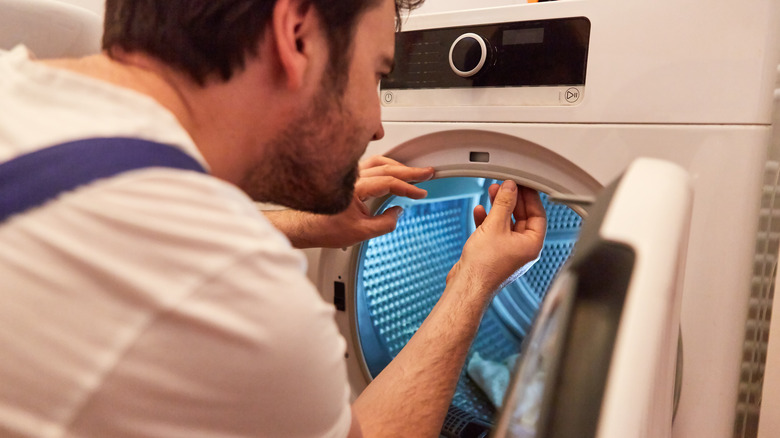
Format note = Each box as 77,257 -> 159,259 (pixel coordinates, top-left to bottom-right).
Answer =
355,0 -> 397,51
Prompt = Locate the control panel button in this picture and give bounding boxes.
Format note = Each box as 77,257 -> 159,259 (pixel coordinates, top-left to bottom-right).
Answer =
564,87 -> 581,103
449,33 -> 488,78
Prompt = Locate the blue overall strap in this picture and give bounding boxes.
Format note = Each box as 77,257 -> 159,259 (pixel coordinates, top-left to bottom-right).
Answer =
0,137 -> 208,223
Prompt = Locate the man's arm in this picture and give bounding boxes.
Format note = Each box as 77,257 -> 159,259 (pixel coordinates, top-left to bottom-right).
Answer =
351,181 -> 547,438
348,406 -> 364,438
264,156 -> 435,248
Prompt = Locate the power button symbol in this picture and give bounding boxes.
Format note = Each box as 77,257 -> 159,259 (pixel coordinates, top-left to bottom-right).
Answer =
383,92 -> 394,104
565,88 -> 581,103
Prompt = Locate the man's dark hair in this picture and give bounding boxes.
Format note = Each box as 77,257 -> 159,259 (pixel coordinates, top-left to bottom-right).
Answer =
102,0 -> 424,86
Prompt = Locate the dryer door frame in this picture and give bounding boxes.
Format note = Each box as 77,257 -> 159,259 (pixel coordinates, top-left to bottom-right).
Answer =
317,129 -> 602,393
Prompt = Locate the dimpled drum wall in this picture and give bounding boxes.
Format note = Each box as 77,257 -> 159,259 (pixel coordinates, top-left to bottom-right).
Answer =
355,177 -> 582,422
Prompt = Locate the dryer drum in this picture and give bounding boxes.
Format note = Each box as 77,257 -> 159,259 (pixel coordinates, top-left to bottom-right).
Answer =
354,177 -> 582,426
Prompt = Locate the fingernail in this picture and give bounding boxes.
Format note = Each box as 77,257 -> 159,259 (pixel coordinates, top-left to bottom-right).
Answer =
501,180 -> 517,192
392,206 -> 405,219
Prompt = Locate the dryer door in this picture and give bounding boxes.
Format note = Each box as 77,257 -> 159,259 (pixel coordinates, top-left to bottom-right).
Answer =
492,158 -> 692,438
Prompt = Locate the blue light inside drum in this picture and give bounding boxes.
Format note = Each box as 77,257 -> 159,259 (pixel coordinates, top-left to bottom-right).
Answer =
356,177 -> 581,423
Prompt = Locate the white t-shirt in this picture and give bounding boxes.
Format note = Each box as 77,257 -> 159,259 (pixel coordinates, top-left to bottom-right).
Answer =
0,46 -> 352,438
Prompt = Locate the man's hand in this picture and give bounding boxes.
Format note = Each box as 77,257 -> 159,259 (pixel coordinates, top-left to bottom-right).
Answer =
264,156 -> 434,249
448,180 -> 547,303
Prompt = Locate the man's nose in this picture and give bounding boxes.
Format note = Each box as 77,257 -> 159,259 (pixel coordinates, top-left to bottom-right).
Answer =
372,123 -> 385,141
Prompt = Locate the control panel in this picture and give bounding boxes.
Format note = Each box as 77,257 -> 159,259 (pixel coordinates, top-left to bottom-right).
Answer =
380,17 -> 590,107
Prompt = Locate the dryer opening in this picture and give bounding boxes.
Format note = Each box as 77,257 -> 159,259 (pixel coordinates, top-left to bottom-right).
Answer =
355,177 -> 582,424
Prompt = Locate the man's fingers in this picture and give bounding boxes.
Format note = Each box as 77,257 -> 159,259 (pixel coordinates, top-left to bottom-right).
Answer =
488,183 -> 499,205
356,176 -> 428,201
522,186 -> 546,221
360,164 -> 435,183
482,180 -> 519,228
359,155 -> 403,171
513,187 -> 529,224
356,156 -> 434,204
481,183 -> 546,243
474,185 -> 498,229
518,187 -> 547,235
473,205 -> 487,228
364,206 -> 403,238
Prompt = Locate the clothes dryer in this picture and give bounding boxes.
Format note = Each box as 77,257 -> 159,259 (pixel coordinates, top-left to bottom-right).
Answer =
308,1 -> 780,437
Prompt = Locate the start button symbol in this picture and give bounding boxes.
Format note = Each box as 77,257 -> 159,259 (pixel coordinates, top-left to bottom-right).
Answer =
383,91 -> 394,104
565,87 -> 581,104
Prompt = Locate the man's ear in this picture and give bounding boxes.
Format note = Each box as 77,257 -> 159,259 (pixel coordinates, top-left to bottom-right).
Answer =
271,0 -> 319,91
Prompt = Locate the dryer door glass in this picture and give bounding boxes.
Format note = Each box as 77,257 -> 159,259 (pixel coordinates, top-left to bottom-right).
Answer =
355,177 -> 582,424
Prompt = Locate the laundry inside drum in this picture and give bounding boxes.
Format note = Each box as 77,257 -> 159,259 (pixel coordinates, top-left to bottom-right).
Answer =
355,177 -> 582,424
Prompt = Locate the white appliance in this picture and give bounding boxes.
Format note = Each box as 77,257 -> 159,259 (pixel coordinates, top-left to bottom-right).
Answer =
59,0 -> 105,17
309,1 -> 780,436
0,0 -> 102,58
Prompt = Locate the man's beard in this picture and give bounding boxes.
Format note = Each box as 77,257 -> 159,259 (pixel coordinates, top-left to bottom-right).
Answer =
239,86 -> 363,215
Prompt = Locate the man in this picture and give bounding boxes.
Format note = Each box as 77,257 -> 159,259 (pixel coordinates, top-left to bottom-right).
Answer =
0,0 -> 547,437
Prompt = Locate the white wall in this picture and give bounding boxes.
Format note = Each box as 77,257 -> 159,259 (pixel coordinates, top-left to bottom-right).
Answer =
411,0 -> 528,15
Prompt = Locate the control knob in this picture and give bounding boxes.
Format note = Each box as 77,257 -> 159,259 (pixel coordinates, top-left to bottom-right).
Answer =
449,33 -> 489,78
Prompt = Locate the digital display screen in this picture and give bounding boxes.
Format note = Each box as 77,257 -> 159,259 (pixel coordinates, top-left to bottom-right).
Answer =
502,28 -> 545,46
